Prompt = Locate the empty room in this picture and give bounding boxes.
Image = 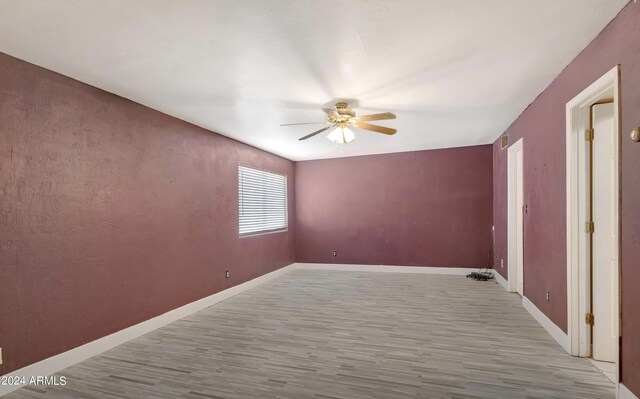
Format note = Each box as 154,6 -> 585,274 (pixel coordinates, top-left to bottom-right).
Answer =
1,1 -> 639,398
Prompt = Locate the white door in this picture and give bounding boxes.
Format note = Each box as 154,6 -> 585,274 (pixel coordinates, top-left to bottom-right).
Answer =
591,102 -> 617,362
516,149 -> 524,296
508,139 -> 524,295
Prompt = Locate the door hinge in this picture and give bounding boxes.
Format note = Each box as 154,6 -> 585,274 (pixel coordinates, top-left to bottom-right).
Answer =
586,221 -> 594,234
586,313 -> 595,326
585,128 -> 594,141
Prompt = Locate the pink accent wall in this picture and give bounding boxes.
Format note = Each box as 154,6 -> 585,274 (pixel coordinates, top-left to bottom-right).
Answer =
3,3 -> 640,394
0,52 -> 295,374
492,2 -> 640,393
295,146 -> 493,267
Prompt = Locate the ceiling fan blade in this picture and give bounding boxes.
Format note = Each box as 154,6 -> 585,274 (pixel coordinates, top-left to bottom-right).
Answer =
321,108 -> 339,119
280,122 -> 327,126
299,125 -> 335,141
354,112 -> 397,122
356,122 -> 397,135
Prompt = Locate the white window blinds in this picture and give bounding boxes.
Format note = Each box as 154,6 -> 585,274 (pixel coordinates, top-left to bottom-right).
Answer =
238,166 -> 288,236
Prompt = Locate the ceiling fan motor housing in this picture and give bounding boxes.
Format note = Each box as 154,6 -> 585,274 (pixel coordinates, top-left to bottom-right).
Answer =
332,102 -> 355,123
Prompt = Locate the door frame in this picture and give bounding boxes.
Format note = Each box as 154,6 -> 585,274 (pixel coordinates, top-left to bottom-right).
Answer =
565,66 -> 620,366
507,138 -> 524,294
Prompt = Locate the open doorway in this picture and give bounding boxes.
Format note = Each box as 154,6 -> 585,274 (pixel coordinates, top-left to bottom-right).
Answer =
566,66 -> 620,380
507,138 -> 524,295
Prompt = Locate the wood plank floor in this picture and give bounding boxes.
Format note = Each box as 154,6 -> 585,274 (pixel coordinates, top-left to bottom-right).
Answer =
7,270 -> 615,399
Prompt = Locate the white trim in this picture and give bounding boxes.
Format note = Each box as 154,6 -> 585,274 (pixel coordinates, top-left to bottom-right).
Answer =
507,138 -> 524,294
619,384 -> 639,399
522,296 -> 570,353
0,263 -> 298,397
565,65 -> 620,360
294,263 -> 476,275
0,262 -> 486,397
2,260 -> 619,397
493,269 -> 508,290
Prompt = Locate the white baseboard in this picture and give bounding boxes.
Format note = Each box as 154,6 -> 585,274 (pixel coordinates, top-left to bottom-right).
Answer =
522,296 -> 570,353
0,262 -> 513,397
0,263 -> 297,397
294,263 -> 477,275
619,384 -> 639,399
492,269 -> 508,290
490,272 -> 572,359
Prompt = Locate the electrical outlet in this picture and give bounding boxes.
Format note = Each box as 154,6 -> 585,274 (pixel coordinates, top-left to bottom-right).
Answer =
225,270 -> 230,279
546,290 -> 550,302
332,250 -> 337,257
501,258 -> 504,268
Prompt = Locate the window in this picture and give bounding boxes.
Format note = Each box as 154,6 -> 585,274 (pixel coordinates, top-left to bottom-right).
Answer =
238,166 -> 287,236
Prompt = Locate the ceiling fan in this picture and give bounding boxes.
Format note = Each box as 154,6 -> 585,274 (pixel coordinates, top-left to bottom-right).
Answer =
281,102 -> 397,143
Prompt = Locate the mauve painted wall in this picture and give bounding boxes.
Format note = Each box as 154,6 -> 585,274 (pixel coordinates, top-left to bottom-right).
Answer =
0,52 -> 295,374
492,2 -> 640,393
295,146 -> 493,267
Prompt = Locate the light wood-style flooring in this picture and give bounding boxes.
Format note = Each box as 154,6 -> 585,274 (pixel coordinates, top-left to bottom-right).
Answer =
7,270 -> 615,399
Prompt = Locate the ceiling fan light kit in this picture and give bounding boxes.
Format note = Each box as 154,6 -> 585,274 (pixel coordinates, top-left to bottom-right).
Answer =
282,102 -> 397,143
326,126 -> 355,144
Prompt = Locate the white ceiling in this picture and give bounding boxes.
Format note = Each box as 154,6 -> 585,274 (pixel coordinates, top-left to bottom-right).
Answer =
0,0 -> 628,161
